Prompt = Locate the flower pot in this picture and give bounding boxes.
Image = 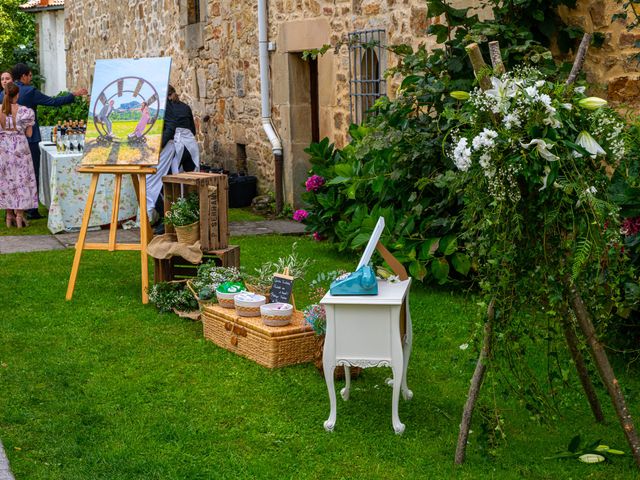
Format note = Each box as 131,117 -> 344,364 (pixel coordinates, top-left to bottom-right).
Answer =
260,302 -> 294,327
174,221 -> 200,245
234,292 -> 266,317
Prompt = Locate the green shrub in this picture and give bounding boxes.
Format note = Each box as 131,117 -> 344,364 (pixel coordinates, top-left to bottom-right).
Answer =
37,92 -> 89,126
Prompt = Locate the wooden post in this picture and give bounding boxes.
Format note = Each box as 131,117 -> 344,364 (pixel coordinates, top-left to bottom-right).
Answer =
465,43 -> 492,91
568,284 -> 640,468
561,310 -> 605,423
488,41 -> 505,76
566,33 -> 592,86
455,299 -> 495,464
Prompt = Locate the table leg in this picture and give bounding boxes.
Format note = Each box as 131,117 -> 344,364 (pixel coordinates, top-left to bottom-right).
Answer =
340,366 -> 351,401
401,296 -> 414,401
323,306 -> 337,432
391,307 -> 405,434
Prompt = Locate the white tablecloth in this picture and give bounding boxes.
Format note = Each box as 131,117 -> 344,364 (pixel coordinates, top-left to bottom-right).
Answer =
39,142 -> 139,233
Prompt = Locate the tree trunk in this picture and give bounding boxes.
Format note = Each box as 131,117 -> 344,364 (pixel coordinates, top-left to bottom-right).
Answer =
465,43 -> 492,91
561,311 -> 605,423
455,299 -> 495,465
565,33 -> 592,86
568,284 -> 640,468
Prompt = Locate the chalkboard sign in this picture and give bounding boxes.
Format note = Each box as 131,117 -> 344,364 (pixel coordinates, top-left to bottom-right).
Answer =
270,273 -> 294,304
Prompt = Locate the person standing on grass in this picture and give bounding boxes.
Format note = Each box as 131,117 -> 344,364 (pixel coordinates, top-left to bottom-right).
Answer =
0,83 -> 37,228
0,63 -> 87,220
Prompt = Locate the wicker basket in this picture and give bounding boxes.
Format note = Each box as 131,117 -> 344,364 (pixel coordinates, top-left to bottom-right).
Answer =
174,221 -> 200,244
261,303 -> 293,327
186,279 -> 216,311
202,304 -> 315,368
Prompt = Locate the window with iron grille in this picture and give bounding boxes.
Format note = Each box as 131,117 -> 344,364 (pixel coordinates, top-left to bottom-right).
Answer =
348,29 -> 385,125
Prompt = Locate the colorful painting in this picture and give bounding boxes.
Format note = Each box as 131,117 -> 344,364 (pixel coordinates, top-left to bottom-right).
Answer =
82,57 -> 172,166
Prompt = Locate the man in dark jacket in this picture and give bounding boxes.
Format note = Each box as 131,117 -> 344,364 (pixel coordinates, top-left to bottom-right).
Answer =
2,63 -> 87,219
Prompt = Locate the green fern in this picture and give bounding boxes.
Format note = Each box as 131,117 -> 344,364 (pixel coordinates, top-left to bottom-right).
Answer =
572,238 -> 592,282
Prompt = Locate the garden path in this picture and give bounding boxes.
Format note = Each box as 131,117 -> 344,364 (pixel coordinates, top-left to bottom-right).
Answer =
0,441 -> 14,480
0,220 -> 305,254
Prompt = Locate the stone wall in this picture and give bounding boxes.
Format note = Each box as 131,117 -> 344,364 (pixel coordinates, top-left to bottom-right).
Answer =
64,0 -> 640,206
557,0 -> 640,104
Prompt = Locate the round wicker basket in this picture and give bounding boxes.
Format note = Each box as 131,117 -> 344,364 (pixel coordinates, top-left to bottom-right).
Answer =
174,221 -> 200,244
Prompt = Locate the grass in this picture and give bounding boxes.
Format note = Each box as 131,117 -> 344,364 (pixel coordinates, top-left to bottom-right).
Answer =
0,235 -> 638,479
0,205 -> 51,236
0,208 -> 265,237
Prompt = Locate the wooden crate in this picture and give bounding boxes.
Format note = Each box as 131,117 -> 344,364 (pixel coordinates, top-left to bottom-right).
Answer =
163,172 -> 229,250
201,304 -> 316,368
154,245 -> 240,283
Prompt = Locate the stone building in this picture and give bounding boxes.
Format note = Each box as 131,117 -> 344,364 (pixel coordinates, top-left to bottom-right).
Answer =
62,0 -> 639,207
19,0 -> 68,95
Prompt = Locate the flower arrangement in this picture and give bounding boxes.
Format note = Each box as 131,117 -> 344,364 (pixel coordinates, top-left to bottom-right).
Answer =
303,304 -> 327,335
164,193 -> 199,227
448,67 -> 625,206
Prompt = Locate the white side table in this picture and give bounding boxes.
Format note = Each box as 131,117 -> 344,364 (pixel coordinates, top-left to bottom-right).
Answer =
320,279 -> 413,434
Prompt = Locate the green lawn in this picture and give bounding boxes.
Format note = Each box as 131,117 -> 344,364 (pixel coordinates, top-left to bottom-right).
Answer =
0,207 -> 265,237
0,236 -> 638,479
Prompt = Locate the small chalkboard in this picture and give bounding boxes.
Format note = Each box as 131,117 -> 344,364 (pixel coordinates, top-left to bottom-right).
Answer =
270,273 -> 294,304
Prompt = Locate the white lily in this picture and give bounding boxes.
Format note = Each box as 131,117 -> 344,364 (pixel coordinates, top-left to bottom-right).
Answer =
485,77 -> 517,103
539,165 -> 551,191
576,130 -> 606,158
578,97 -> 608,110
521,139 -> 559,161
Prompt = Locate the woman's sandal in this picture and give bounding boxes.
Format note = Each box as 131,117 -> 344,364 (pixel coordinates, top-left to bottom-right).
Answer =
5,211 -> 16,228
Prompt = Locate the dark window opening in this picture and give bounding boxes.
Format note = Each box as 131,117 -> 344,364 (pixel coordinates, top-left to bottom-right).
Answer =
309,57 -> 320,144
348,29 -> 385,125
188,0 -> 201,24
236,143 -> 247,175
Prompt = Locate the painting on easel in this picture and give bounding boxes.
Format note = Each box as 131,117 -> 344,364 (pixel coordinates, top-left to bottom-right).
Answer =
82,57 -> 172,166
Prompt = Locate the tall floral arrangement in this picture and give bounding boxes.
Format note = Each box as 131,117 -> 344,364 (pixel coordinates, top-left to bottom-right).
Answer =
447,67 -> 628,316
445,64 -> 639,433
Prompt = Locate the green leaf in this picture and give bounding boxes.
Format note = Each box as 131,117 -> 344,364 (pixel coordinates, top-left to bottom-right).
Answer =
334,163 -> 353,178
451,253 -> 471,276
568,435 -> 581,453
431,258 -> 450,283
346,183 -> 357,200
409,261 -> 427,281
420,238 -> 440,259
438,234 -> 458,256
351,232 -> 371,248
326,176 -> 350,185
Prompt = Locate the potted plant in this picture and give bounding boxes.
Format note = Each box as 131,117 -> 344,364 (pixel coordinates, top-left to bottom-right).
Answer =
164,193 -> 200,244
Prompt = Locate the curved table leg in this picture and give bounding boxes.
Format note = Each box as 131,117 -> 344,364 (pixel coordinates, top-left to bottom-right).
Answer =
340,366 -> 351,401
391,364 -> 405,434
401,296 -> 413,401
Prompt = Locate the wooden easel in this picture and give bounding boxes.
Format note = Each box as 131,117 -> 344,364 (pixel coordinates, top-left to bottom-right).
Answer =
66,165 -> 156,303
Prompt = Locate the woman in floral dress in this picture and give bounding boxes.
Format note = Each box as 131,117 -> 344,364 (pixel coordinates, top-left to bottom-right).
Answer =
128,101 -> 150,140
0,82 -> 37,228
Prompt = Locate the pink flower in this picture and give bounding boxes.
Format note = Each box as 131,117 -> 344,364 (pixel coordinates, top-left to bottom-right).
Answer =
293,209 -> 309,222
305,174 -> 325,192
621,216 -> 640,237
312,232 -> 325,241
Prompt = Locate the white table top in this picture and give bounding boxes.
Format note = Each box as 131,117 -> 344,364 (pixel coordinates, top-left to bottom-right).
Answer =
320,279 -> 411,306
40,142 -> 83,160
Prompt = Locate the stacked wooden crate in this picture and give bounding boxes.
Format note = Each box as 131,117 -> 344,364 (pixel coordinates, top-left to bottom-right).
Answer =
154,172 -> 240,282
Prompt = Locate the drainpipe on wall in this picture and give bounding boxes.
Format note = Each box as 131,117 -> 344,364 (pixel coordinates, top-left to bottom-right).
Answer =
258,0 -> 284,214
